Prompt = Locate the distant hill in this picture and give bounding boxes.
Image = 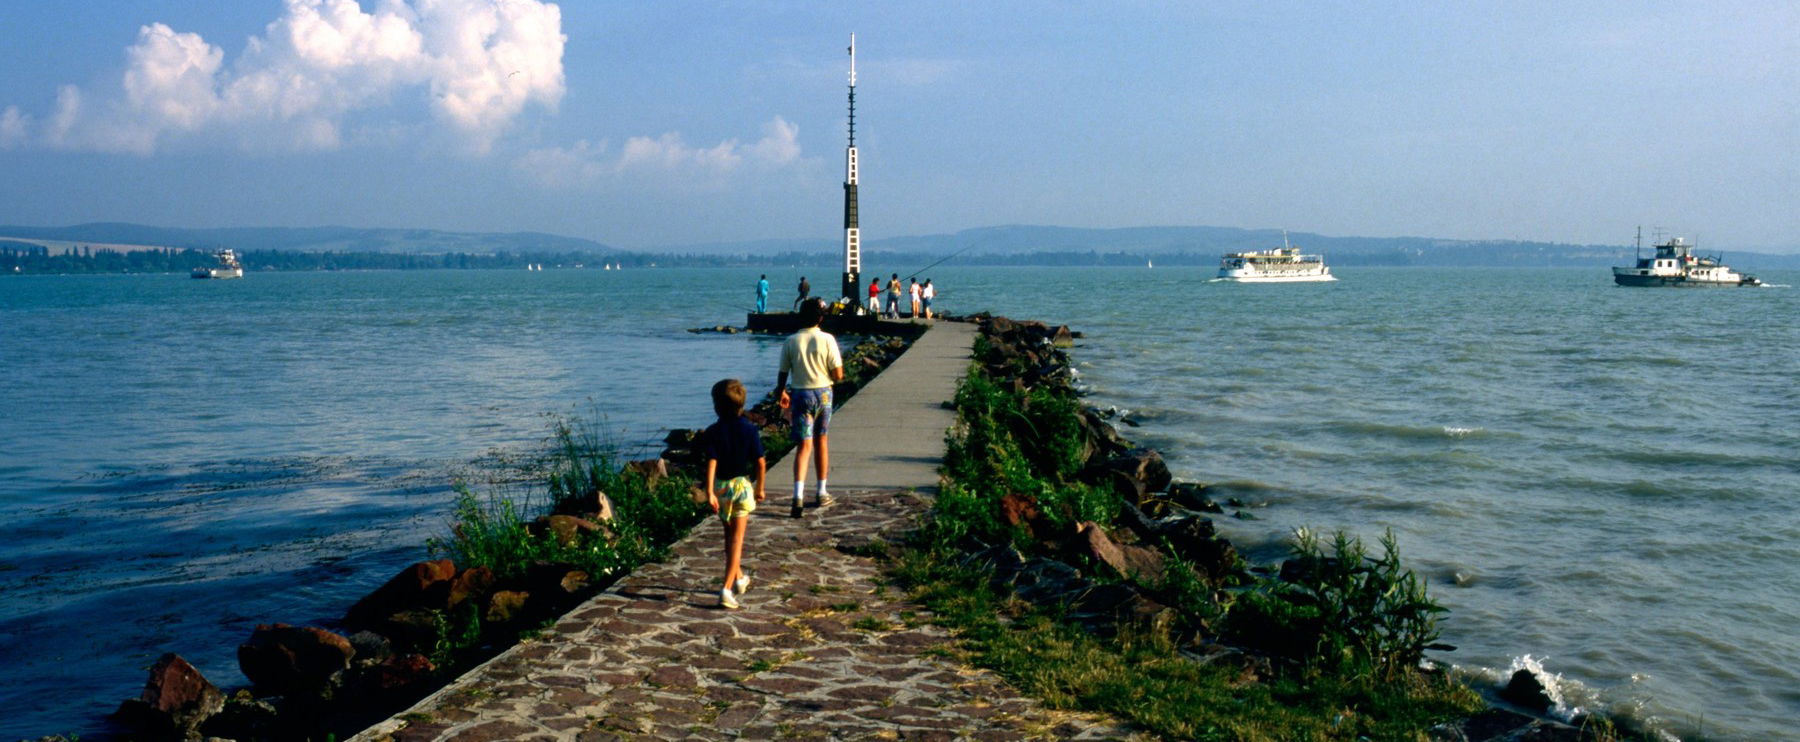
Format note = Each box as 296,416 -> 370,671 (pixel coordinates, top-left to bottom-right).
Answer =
665,225 -> 1800,269
6,222 -> 1796,269
0,223 -> 616,255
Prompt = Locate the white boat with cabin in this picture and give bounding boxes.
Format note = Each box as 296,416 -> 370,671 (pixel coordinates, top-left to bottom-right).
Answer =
191,249 -> 243,279
1217,234 -> 1335,282
1612,231 -> 1761,287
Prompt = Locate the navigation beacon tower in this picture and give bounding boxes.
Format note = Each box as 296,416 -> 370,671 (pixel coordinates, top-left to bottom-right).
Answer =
839,34 -> 862,310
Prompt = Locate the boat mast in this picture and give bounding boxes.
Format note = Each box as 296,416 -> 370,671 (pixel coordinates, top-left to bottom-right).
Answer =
839,33 -> 862,309
1634,225 -> 1641,261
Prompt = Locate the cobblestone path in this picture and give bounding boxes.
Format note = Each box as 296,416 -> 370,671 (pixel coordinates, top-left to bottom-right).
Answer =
354,487 -> 1139,741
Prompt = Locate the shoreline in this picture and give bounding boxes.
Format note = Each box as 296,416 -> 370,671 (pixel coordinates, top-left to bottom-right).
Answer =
34,312 -> 1681,741
85,323 -> 926,741
902,313 -> 1658,741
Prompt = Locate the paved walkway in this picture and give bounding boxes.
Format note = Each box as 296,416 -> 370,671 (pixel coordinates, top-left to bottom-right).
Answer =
353,321 -> 1139,741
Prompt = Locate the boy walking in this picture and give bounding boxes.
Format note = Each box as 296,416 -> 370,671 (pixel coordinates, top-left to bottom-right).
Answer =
703,378 -> 766,609
777,298 -> 844,518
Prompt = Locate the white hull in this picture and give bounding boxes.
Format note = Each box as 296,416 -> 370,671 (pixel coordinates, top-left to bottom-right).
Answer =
192,267 -> 243,279
1218,269 -> 1335,283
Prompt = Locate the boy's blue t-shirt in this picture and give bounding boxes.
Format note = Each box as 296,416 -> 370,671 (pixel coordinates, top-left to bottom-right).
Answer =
704,415 -> 765,481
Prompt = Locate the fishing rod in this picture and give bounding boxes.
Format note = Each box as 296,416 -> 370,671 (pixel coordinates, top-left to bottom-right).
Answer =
903,241 -> 982,281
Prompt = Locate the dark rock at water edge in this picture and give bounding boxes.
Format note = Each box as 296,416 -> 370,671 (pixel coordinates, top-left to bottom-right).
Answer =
237,623 -> 355,694
109,653 -> 224,740
343,559 -> 457,629
1499,668 -> 1556,713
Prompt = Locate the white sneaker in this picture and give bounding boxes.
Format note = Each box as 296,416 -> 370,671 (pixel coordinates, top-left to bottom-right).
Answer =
734,573 -> 752,595
720,589 -> 740,610
816,491 -> 835,508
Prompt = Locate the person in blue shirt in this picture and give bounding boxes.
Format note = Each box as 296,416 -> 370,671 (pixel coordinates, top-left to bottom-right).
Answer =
703,378 -> 766,609
755,274 -> 769,314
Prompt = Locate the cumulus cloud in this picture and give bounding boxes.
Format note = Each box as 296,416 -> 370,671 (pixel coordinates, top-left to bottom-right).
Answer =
0,107 -> 28,150
10,0 -> 564,154
514,116 -> 805,188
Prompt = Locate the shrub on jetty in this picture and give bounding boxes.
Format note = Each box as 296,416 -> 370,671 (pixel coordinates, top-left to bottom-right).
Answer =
897,318 -> 1483,740
427,415 -> 704,662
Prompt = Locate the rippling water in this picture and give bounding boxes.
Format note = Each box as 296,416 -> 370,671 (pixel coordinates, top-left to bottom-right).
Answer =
0,269 -> 794,738
947,266 -> 1800,741
3,266 -> 1796,740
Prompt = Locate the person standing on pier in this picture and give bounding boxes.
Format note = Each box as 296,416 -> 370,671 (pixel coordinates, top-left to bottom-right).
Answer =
885,273 -> 901,319
703,378 -> 766,609
921,279 -> 935,319
777,298 -> 844,518
755,274 -> 769,314
908,278 -> 921,318
794,276 -> 811,311
867,277 -> 881,315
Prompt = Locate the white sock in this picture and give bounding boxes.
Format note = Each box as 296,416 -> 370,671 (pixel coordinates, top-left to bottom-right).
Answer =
817,478 -> 829,495
793,481 -> 805,503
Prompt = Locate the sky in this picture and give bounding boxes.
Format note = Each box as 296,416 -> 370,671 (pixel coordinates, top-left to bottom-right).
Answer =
0,1 -> 1796,251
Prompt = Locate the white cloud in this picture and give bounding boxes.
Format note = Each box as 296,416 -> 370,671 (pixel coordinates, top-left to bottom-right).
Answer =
14,0 -> 565,154
0,107 -> 28,150
514,139 -> 609,187
746,116 -> 801,165
515,117 -> 805,188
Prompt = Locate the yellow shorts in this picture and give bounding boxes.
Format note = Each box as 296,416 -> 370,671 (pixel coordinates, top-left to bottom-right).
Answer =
717,476 -> 756,523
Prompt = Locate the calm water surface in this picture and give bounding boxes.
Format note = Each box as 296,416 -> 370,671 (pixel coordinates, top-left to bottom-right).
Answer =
2,266 -> 1797,740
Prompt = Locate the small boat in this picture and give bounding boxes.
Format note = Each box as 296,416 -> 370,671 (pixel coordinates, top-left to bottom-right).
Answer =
1613,229 -> 1761,287
1218,232 -> 1335,282
191,249 -> 243,279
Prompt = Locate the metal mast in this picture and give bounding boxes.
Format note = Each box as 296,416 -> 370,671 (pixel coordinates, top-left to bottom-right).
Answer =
840,33 -> 862,309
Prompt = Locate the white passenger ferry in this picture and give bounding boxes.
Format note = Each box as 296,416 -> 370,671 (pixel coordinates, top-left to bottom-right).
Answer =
1612,232 -> 1761,288
1217,234 -> 1335,282
191,249 -> 244,279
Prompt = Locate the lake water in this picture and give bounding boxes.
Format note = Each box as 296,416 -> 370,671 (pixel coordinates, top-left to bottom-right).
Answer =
3,266 -> 1797,740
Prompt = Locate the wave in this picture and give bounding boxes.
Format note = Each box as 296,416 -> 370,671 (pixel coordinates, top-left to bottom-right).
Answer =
1459,656 -> 1685,742
1325,420 -> 1495,441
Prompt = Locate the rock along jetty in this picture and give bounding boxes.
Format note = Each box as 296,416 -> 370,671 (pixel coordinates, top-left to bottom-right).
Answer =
352,319 -> 1142,741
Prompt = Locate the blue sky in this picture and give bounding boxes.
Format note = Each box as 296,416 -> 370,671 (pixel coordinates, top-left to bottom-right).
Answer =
1,1 -> 1795,251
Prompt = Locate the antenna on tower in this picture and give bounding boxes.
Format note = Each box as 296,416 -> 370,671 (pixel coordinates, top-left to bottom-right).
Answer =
840,33 -> 863,310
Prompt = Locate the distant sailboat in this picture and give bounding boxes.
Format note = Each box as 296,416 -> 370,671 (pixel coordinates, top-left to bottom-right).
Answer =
1146,259 -> 1154,268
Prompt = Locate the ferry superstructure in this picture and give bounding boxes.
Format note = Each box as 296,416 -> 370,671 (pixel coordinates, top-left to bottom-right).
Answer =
191,249 -> 243,279
1613,231 -> 1762,287
1217,234 -> 1335,282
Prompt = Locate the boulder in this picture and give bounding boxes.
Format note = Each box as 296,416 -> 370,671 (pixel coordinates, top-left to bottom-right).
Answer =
1499,668 -> 1555,713
963,544 -> 1027,582
361,653 -> 436,695
486,590 -> 531,624
626,458 -> 669,487
998,492 -> 1048,541
1013,558 -> 1084,603
1090,449 -> 1172,503
111,653 -> 225,738
533,564 -> 591,595
197,691 -> 282,742
1168,481 -> 1223,513
347,630 -> 393,664
343,559 -> 457,628
237,624 -> 355,693
1073,522 -> 1164,583
1051,325 -> 1075,348
376,609 -> 440,655
447,566 -> 497,610
542,514 -> 602,547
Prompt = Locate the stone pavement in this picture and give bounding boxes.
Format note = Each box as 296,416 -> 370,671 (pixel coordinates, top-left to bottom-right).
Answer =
353,321 -> 1141,741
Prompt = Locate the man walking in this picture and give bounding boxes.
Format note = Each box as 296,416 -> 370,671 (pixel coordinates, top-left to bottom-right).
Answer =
776,298 -> 844,518
756,274 -> 769,314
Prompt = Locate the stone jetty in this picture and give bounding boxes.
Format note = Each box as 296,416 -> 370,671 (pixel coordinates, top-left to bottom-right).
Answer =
352,321 -> 1142,741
